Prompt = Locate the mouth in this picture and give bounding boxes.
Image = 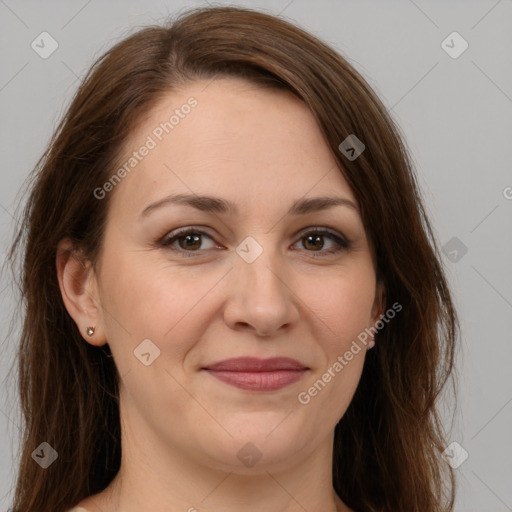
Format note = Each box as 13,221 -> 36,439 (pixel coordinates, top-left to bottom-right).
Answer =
201,357 -> 309,392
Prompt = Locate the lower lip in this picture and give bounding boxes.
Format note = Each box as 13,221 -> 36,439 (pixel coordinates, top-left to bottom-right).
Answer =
204,369 -> 307,391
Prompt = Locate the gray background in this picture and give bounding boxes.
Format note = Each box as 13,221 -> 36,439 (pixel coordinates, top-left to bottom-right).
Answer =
1,1 -> 511,511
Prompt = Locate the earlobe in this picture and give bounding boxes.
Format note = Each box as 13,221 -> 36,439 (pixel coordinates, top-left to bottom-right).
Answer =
56,238 -> 107,346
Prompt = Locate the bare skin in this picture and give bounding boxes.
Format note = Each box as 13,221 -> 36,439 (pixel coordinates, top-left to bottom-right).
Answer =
58,77 -> 383,512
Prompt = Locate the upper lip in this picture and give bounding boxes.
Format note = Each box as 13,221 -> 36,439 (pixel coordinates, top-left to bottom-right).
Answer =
202,357 -> 308,372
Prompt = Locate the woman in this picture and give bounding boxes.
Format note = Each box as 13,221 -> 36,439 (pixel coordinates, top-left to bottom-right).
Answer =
7,6 -> 458,512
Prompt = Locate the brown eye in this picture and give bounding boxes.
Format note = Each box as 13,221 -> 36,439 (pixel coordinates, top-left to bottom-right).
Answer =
294,229 -> 350,257
160,228 -> 217,256
302,234 -> 324,251
159,227 -> 350,259
178,233 -> 202,250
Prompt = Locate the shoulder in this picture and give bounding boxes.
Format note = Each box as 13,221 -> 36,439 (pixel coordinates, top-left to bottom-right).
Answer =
66,507 -> 90,512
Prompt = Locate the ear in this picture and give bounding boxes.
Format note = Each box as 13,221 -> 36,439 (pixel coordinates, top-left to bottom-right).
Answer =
56,238 -> 107,346
370,278 -> 386,326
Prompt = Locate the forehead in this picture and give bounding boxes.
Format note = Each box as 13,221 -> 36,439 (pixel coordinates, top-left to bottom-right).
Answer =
108,77 -> 356,217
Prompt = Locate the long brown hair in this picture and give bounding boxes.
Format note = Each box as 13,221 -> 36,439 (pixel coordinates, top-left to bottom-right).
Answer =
7,6 -> 458,512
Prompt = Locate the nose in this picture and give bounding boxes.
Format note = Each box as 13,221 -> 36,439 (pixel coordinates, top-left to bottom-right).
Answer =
223,246 -> 300,337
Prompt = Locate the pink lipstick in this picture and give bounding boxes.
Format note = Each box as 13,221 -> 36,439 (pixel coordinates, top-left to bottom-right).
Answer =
202,357 -> 308,391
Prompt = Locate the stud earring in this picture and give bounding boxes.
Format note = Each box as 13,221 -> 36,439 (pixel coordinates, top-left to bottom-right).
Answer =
86,327 -> 95,336
367,338 -> 375,349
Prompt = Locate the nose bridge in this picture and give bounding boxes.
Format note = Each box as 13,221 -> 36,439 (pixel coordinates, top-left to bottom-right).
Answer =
224,234 -> 298,335
236,232 -> 286,286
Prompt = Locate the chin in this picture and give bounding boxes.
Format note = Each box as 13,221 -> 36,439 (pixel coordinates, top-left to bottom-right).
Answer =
191,422 -> 309,473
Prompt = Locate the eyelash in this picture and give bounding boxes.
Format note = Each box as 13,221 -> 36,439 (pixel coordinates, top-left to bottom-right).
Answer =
158,226 -> 351,258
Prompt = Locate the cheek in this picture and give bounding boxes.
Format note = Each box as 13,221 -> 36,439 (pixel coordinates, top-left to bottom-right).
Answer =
295,269 -> 374,422
98,249 -> 220,363
301,263 -> 377,350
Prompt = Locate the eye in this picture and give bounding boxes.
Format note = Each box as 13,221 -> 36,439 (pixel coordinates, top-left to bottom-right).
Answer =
159,227 -> 217,256
292,229 -> 350,258
158,227 -> 351,258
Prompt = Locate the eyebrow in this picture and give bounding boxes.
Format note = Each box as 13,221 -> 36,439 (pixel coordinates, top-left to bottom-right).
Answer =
139,193 -> 358,219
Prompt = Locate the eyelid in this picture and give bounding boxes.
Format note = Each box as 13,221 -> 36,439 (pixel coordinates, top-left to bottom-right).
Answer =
296,226 -> 349,244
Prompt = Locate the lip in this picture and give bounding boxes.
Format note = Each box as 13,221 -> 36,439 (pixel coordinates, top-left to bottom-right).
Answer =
202,357 -> 309,392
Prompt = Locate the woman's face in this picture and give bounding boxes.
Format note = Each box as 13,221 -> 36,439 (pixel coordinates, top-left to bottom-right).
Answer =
91,77 -> 383,472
